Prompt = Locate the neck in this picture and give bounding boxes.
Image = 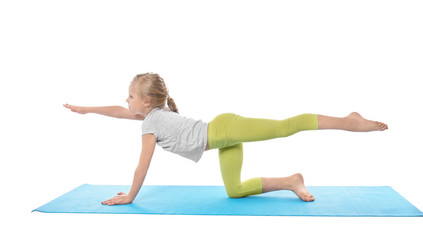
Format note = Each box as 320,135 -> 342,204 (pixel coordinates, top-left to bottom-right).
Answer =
143,107 -> 154,117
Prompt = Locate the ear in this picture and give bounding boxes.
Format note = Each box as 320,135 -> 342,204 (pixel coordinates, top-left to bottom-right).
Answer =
143,96 -> 152,107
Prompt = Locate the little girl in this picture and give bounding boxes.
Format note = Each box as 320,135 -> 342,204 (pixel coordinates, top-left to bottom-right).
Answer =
64,73 -> 388,205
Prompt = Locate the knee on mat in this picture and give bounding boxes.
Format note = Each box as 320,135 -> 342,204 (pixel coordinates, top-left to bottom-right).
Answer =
226,187 -> 246,198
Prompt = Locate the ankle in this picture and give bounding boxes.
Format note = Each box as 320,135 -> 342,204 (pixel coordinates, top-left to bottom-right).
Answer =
342,116 -> 357,131
262,177 -> 292,193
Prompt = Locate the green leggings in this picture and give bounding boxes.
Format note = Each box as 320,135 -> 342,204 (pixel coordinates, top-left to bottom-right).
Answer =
208,113 -> 319,198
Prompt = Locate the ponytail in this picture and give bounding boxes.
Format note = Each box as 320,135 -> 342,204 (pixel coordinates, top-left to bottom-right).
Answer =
167,96 -> 179,114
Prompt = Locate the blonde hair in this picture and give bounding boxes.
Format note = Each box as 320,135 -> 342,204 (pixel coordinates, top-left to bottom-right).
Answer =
130,73 -> 179,114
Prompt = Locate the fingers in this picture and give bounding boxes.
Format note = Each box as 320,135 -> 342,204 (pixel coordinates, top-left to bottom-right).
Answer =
101,194 -> 129,206
102,198 -> 118,206
102,196 -> 117,205
63,103 -> 76,112
63,103 -> 85,114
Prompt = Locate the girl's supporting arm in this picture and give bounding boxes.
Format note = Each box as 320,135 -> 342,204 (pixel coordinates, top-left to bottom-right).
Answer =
101,134 -> 156,205
63,104 -> 144,120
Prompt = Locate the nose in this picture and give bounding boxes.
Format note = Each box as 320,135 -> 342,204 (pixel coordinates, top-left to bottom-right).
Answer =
126,97 -> 129,103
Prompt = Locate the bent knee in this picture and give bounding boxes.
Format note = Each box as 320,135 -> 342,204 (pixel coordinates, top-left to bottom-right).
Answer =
227,191 -> 245,198
226,187 -> 246,198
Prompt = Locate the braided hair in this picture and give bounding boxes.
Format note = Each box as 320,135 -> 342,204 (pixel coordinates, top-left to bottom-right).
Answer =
130,73 -> 179,114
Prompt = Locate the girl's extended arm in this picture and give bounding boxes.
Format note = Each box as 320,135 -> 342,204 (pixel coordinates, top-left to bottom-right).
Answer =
63,104 -> 144,120
101,134 -> 156,205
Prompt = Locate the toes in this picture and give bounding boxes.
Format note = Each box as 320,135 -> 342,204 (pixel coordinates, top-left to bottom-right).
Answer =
379,122 -> 388,130
375,121 -> 388,131
299,192 -> 315,202
304,196 -> 313,202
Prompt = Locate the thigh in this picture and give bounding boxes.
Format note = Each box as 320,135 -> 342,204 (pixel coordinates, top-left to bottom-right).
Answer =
208,113 -> 281,149
218,143 -> 243,189
226,114 -> 282,144
226,113 -> 319,145
209,113 -> 318,149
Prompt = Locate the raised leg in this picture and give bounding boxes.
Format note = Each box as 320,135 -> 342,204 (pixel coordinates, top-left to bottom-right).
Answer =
317,112 -> 388,131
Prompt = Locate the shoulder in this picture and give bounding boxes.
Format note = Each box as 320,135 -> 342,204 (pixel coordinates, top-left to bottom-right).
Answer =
142,108 -> 173,134
149,107 -> 179,120
142,109 -> 160,133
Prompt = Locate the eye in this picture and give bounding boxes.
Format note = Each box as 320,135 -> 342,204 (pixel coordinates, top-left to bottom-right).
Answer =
129,95 -> 133,99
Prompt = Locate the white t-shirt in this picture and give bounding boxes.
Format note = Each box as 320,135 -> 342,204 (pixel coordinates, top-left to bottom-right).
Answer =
142,108 -> 209,162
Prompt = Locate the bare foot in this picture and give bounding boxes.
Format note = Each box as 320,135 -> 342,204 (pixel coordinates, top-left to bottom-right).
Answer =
345,112 -> 388,132
289,173 -> 315,202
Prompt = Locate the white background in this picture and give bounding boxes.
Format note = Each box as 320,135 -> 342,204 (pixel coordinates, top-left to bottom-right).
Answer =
1,0 -> 422,239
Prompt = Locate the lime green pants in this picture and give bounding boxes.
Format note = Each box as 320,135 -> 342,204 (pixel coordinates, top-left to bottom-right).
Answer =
208,113 -> 319,198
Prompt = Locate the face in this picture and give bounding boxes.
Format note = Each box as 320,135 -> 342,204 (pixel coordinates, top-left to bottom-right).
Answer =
126,86 -> 151,116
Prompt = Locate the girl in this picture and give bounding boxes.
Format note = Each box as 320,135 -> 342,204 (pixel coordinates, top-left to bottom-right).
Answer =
64,73 -> 388,205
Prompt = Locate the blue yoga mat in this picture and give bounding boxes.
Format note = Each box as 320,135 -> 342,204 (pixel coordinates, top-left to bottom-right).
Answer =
33,184 -> 423,217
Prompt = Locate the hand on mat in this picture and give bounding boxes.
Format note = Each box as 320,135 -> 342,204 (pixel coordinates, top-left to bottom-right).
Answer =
101,192 -> 133,206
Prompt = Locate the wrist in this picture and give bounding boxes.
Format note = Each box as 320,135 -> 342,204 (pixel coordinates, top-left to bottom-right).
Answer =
127,194 -> 136,202
80,106 -> 91,114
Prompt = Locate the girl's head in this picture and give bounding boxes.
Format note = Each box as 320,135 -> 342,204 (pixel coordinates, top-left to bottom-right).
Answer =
128,73 -> 179,114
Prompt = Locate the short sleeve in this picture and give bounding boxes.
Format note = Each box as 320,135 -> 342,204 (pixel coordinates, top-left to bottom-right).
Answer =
142,118 -> 156,136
